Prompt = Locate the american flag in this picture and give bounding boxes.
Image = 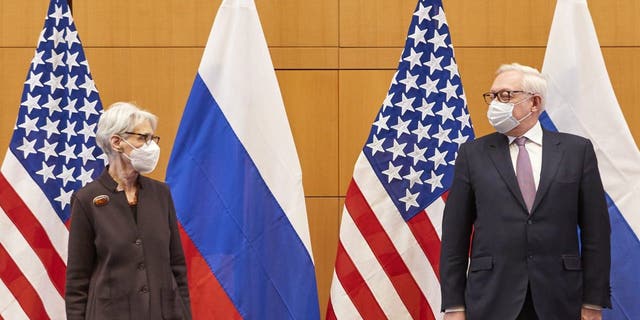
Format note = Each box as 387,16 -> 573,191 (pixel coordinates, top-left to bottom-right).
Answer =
326,0 -> 474,319
0,0 -> 105,318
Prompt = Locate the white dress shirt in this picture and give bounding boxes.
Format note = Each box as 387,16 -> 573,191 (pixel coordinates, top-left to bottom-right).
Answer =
507,121 -> 543,190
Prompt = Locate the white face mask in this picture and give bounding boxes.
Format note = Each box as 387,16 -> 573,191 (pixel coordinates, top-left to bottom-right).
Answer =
121,138 -> 160,174
486,98 -> 533,134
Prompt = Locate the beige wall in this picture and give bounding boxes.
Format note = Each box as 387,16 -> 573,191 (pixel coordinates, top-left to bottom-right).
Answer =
1,1 -> 639,317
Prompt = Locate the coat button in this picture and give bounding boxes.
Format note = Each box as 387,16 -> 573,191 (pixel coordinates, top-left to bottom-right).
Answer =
527,220 -> 533,225
135,239 -> 142,246
137,263 -> 145,270
140,285 -> 148,293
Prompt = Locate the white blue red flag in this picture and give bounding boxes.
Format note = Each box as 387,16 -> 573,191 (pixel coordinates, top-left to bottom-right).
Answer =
541,0 -> 640,318
0,0 -> 105,318
326,0 -> 473,318
165,0 -> 319,319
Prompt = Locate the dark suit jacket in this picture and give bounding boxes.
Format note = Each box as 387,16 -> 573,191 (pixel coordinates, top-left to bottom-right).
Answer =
440,130 -> 611,320
65,169 -> 191,320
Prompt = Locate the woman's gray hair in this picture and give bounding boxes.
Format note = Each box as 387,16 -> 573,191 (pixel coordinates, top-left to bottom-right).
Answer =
96,102 -> 158,157
496,63 -> 547,109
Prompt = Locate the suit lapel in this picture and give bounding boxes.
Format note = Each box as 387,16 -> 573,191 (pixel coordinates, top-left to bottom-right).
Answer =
530,130 -> 564,214
486,134 -> 528,212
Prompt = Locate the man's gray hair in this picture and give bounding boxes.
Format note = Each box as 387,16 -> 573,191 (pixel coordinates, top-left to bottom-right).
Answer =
496,63 -> 547,109
96,102 -> 158,157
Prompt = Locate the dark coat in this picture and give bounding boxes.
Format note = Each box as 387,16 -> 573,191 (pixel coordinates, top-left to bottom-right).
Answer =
65,169 -> 191,320
440,130 -> 611,320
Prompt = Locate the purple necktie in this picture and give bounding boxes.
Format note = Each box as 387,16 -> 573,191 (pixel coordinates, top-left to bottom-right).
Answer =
515,137 -> 536,212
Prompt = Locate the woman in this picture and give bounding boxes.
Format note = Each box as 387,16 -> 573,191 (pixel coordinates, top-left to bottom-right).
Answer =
65,102 -> 191,319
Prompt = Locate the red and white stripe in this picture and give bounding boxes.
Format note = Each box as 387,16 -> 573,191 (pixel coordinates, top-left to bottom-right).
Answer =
0,151 -> 69,320
328,153 -> 445,320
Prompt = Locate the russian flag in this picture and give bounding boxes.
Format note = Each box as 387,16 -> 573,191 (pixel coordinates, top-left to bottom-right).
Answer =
540,0 -> 640,319
165,0 -> 320,318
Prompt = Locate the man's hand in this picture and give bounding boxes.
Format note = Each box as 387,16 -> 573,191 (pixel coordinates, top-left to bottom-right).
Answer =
443,311 -> 465,320
581,307 -> 602,320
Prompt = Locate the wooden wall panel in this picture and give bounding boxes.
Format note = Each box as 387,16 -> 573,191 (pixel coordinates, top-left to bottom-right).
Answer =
0,2 -> 49,47
586,1 -> 640,46
256,0 -> 339,46
80,48 -> 203,182
306,197 -> 341,320
278,71 -> 339,196
451,0 -> 640,46
73,1 -> 216,47
341,0 -> 640,47
338,70 -> 395,195
0,49 -> 35,155
74,0 -> 339,47
602,48 -> 640,144
340,0 -> 415,47
340,48 -> 400,69
270,47 -> 338,69
444,1 -> 555,46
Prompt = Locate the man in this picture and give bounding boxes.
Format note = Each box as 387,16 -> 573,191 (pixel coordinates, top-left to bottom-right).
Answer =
440,63 -> 611,320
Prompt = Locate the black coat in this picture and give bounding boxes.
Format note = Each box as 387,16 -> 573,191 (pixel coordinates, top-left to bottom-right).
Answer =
65,169 -> 191,320
440,130 -> 611,320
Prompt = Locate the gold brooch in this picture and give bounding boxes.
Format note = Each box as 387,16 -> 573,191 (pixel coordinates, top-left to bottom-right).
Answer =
93,195 -> 110,207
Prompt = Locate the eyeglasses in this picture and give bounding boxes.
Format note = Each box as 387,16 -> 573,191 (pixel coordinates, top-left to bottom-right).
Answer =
124,131 -> 160,144
482,90 -> 535,105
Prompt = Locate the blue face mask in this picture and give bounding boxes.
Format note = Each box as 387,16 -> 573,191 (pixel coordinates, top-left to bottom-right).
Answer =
487,98 -> 533,134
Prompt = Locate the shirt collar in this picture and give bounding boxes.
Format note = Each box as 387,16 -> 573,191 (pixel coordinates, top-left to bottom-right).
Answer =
507,121 -> 543,146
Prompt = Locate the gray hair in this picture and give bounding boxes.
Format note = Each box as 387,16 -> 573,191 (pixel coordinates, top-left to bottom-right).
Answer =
96,102 -> 158,157
496,63 -> 547,109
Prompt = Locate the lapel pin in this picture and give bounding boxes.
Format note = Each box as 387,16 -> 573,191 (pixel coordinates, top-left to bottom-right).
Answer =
93,195 -> 110,207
